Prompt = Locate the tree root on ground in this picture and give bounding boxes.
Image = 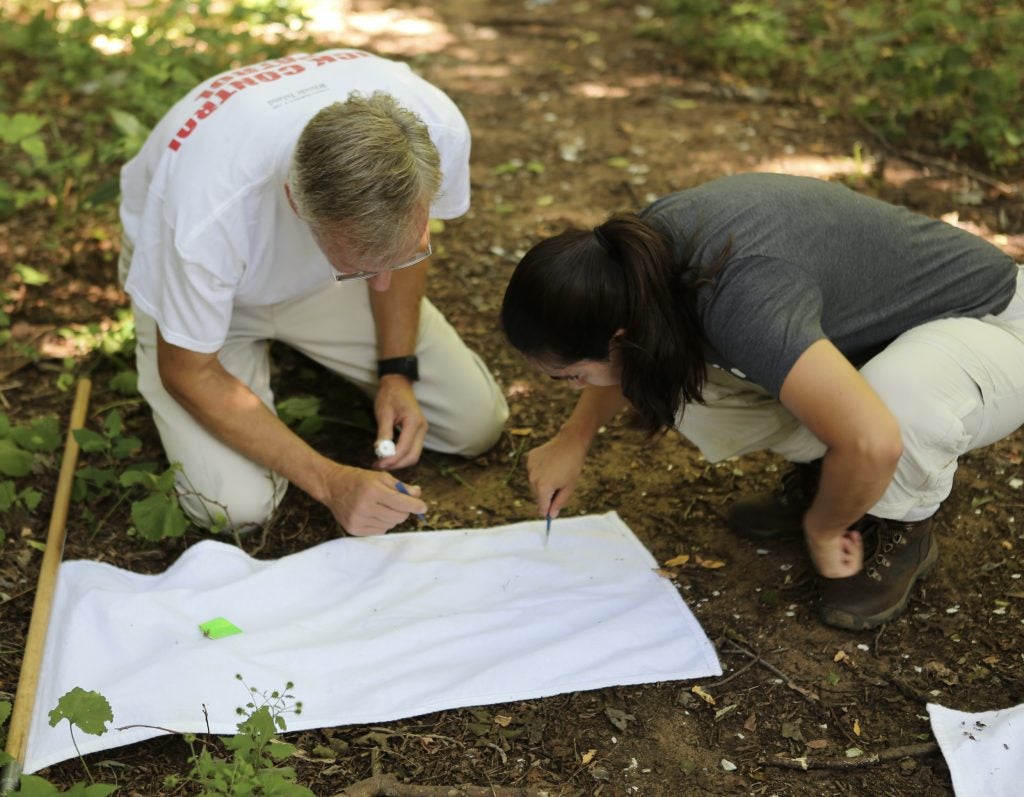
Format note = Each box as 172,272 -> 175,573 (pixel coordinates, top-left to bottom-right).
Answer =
760,741 -> 939,771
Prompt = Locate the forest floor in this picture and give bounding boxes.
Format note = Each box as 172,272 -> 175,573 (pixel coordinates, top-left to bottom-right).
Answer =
3,0 -> 1024,795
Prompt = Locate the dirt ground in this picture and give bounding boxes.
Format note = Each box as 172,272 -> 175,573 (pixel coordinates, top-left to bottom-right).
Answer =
3,0 -> 1024,795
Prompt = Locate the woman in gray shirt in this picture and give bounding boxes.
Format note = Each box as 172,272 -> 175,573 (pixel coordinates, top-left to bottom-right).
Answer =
501,173 -> 1024,631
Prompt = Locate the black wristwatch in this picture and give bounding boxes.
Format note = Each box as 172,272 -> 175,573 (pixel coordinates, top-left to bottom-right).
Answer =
377,355 -> 419,381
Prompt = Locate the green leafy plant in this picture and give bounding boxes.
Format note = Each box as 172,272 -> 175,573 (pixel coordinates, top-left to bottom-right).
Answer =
0,412 -> 59,540
47,688 -> 115,786
10,777 -> 117,797
276,395 -> 374,437
71,410 -> 191,541
0,0 -> 310,229
171,676 -> 313,797
1,698 -> 11,760
0,690 -> 116,794
644,0 -> 1024,171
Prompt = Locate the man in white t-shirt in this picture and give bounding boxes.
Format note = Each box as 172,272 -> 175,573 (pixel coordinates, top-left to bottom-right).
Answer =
119,49 -> 508,535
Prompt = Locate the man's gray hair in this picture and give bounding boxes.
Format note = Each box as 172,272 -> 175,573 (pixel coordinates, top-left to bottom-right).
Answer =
288,91 -> 442,264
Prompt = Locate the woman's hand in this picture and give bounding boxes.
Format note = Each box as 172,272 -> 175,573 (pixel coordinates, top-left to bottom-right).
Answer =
804,524 -> 864,578
526,432 -> 589,520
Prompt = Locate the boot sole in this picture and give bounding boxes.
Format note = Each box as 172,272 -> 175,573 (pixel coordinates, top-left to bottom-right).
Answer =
819,534 -> 940,632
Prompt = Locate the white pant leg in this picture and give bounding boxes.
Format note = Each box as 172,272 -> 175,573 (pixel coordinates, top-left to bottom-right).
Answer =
272,281 -> 509,456
864,266 -> 1024,520
676,266 -> 1024,520
676,366 -> 825,463
133,305 -> 288,529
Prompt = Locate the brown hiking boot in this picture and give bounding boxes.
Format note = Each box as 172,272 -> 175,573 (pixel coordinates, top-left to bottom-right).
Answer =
727,460 -> 822,540
818,515 -> 939,631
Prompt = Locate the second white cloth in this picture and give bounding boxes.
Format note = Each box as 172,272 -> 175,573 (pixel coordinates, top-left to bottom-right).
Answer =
929,702 -> 1024,797
25,511 -> 721,773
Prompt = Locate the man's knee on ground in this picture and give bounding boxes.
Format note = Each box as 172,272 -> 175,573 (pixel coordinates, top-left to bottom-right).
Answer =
176,476 -> 283,531
437,398 -> 510,458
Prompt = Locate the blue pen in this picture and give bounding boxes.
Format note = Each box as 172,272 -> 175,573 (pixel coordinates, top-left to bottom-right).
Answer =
545,489 -> 559,546
394,481 -> 426,521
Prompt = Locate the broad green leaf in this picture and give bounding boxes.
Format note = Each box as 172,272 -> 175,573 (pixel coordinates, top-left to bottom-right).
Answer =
111,435 -> 142,460
109,369 -> 138,395
11,417 -> 60,452
0,112 -> 46,144
153,467 -> 179,492
73,428 -> 109,453
109,108 -> 149,141
48,687 -> 113,736
0,699 -> 11,726
132,493 -> 188,540
0,481 -> 16,511
0,439 -> 33,477
76,466 -> 117,488
295,416 -> 324,436
19,137 -> 47,162
118,468 -> 155,488
19,487 -> 42,511
9,774 -> 61,795
103,411 -> 124,439
276,396 -> 321,428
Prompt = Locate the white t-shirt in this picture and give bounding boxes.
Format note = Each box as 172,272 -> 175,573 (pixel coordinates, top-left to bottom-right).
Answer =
120,49 -> 471,353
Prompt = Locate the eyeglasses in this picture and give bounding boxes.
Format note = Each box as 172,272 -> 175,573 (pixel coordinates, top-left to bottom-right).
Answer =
331,242 -> 432,283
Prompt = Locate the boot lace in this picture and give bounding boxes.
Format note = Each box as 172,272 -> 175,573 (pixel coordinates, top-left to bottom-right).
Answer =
858,516 -> 909,582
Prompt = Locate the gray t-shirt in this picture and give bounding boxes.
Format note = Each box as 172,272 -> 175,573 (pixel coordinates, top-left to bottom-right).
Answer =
641,173 -> 1018,397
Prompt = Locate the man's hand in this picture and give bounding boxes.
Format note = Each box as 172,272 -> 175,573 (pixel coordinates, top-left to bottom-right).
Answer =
804,524 -> 864,578
373,374 -> 427,470
323,465 -> 427,535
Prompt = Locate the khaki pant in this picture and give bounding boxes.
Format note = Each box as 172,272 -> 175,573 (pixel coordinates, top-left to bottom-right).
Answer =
677,266 -> 1024,522
132,281 -> 509,528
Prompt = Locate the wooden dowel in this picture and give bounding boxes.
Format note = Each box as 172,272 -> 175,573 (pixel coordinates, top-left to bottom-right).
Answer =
1,378 -> 92,793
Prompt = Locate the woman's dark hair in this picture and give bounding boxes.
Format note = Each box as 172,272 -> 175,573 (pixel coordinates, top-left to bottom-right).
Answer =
500,212 -> 708,433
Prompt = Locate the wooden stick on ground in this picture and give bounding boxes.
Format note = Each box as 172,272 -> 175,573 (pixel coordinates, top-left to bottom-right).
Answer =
1,378 -> 92,795
760,741 -> 939,771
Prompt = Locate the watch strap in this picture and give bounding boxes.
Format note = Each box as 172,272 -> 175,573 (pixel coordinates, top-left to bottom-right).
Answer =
377,355 -> 419,381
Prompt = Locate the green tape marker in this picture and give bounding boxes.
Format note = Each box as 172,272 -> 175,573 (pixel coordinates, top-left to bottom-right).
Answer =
199,617 -> 243,639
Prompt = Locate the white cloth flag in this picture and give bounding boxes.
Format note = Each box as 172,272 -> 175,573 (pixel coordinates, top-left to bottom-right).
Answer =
25,511 -> 721,773
928,702 -> 1024,797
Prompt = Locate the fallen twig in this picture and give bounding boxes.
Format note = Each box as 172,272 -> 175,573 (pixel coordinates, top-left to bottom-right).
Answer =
721,631 -> 819,704
853,117 -> 1021,197
891,148 -> 1019,197
760,741 -> 939,770
332,775 -> 553,797
707,653 -> 761,687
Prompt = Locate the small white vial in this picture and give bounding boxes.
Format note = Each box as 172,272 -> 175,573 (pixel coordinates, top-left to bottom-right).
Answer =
374,439 -> 396,458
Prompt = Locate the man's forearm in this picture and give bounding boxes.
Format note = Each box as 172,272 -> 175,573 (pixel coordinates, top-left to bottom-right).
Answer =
369,262 -> 427,358
166,364 -> 338,504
